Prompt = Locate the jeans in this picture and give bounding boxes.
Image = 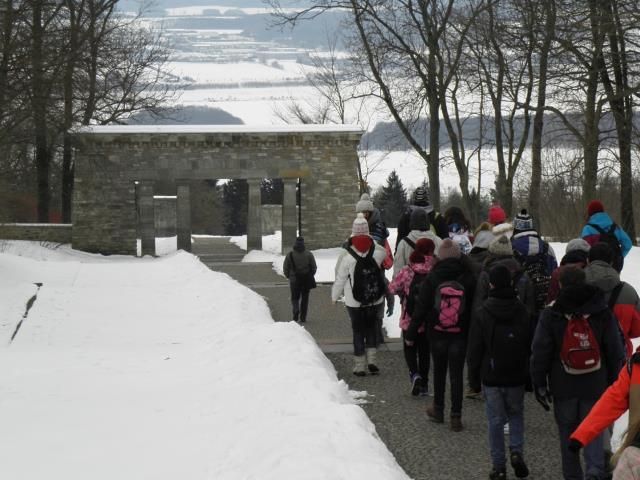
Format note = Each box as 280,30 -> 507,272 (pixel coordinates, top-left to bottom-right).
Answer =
402,330 -> 430,382
484,386 -> 525,470
290,281 -> 310,322
553,397 -> 604,480
431,334 -> 466,416
347,305 -> 379,356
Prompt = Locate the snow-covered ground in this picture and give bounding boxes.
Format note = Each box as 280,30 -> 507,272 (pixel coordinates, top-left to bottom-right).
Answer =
1,236 -> 638,477
0,239 -> 409,479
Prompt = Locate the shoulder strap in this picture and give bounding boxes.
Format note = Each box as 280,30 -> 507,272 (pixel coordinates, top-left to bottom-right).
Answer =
609,282 -> 625,310
346,247 -> 361,262
609,223 -> 618,234
587,223 -> 606,235
403,237 -> 416,249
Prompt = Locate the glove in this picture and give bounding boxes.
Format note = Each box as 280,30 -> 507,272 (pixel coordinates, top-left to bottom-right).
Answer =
568,438 -> 582,453
534,386 -> 553,411
386,306 -> 394,317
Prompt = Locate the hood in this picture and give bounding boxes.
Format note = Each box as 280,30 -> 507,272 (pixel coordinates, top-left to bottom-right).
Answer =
584,260 -> 620,293
473,229 -> 495,249
411,256 -> 435,274
483,255 -> 522,275
411,203 -> 434,214
492,222 -> 514,238
588,211 -> 614,227
484,287 -> 521,321
432,257 -> 466,279
368,207 -> 383,225
553,283 -> 607,315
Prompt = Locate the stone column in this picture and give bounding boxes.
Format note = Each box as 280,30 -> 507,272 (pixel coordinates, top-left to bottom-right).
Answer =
247,178 -> 262,251
138,180 -> 156,256
176,181 -> 192,252
281,178 -> 297,254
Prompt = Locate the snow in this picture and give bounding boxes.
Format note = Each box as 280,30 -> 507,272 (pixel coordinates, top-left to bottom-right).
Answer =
164,6 -> 302,16
165,60 -> 316,84
0,240 -> 409,480
2,235 -> 638,476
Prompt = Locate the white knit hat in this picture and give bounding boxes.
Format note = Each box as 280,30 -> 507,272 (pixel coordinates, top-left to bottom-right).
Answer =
356,193 -> 374,213
351,212 -> 369,236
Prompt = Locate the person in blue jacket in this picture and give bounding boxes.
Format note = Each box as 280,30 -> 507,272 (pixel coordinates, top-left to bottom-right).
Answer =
581,200 -> 632,272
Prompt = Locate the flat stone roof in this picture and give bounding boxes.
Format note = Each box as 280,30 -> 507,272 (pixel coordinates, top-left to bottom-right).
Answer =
74,124 -> 365,135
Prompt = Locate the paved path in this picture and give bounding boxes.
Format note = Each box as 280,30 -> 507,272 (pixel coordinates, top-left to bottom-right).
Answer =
194,237 -> 562,479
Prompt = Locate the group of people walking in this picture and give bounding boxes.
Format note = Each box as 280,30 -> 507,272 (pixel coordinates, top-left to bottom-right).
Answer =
324,188 -> 640,480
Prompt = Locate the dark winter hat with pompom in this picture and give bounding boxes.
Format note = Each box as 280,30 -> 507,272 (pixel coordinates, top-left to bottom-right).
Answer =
513,209 -> 534,233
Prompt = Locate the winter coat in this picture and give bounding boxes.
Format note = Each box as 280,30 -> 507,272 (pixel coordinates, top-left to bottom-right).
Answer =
530,283 -> 625,400
614,446 -> 640,480
367,208 -> 390,246
585,260 -> 640,357
511,231 -> 558,276
467,287 -> 531,390
546,250 -> 588,304
472,255 -> 536,321
396,206 -> 449,250
581,211 -> 632,258
405,256 -> 477,342
393,230 -> 442,278
571,358 -> 640,447
283,249 -> 317,283
388,257 -> 436,331
331,237 -> 387,308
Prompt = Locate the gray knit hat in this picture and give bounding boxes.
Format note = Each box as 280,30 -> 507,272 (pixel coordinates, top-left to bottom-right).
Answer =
566,238 -> 591,253
355,193 -> 374,213
488,235 -> 513,257
438,238 -> 461,260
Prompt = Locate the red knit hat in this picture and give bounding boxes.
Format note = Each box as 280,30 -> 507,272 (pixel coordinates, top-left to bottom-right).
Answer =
488,205 -> 507,226
587,200 -> 604,217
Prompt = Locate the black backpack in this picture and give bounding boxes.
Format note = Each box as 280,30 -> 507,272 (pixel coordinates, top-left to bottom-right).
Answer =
405,271 -> 429,316
514,244 -> 551,312
486,308 -> 530,377
588,223 -> 624,272
346,247 -> 386,305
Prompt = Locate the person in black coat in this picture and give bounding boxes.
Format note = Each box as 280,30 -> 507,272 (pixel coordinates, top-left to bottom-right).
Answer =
405,239 -> 477,431
283,236 -> 317,323
468,265 -> 531,479
395,186 -> 449,252
531,267 -> 625,480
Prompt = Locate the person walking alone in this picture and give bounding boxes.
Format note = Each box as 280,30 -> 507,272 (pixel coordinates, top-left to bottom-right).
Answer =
283,236 -> 317,323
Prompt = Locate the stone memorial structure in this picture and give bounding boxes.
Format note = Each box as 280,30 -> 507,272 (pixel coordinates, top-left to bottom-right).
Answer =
71,125 -> 364,256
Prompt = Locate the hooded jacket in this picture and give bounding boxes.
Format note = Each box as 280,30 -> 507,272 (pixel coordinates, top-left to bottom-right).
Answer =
531,283 -> 625,400
511,230 -> 557,275
388,258 -> 436,331
405,256 -> 477,342
467,286 -> 531,389
581,211 -> 632,257
393,230 -> 442,278
585,260 -> 640,356
332,236 -> 387,308
396,205 -> 449,250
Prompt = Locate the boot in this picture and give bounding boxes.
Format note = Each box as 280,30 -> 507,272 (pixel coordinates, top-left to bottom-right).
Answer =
353,355 -> 366,376
450,416 -> 463,432
366,348 -> 379,374
426,403 -> 444,423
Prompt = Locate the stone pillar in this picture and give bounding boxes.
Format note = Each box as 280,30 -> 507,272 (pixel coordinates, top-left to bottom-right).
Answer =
138,181 -> 156,256
281,178 -> 297,254
176,181 -> 192,252
247,178 -> 262,251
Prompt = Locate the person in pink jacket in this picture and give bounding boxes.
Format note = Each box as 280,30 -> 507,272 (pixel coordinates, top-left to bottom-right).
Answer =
388,238 -> 436,396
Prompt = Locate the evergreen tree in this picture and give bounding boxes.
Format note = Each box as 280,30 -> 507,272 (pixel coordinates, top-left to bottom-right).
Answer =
372,170 -> 408,227
222,179 -> 248,235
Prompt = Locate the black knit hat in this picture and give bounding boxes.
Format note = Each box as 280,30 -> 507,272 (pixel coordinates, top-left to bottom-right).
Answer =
489,264 -> 512,289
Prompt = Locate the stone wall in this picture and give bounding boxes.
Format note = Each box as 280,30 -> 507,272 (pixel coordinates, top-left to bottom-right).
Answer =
72,126 -> 364,254
0,223 -> 72,243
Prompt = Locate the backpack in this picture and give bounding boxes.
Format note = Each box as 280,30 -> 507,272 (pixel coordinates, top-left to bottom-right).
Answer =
487,309 -> 529,377
433,280 -> 466,333
405,271 -> 429,317
514,243 -> 551,312
588,222 -> 624,272
560,313 -> 602,375
346,247 -> 386,305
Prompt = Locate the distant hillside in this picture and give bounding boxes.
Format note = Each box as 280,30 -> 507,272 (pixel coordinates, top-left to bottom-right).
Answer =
127,106 -> 244,125
117,0 -> 309,13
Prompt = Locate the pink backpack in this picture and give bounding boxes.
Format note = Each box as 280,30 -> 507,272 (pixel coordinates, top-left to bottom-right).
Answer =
433,281 -> 466,333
